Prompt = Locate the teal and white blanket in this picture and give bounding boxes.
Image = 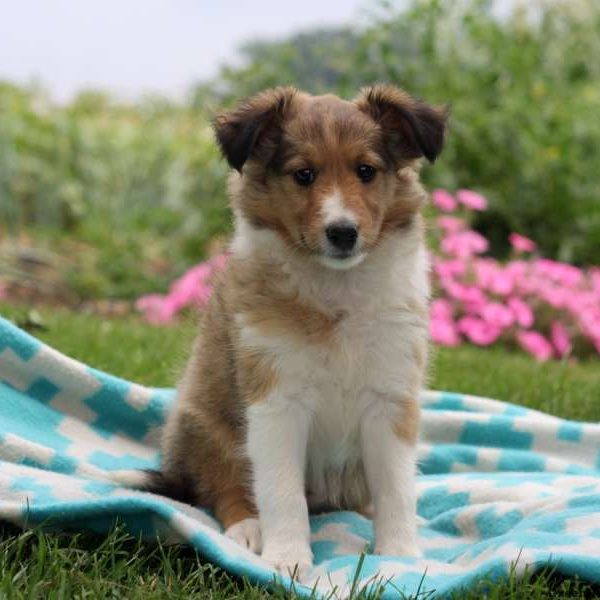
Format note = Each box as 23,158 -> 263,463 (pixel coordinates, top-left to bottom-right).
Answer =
1,316 -> 599,597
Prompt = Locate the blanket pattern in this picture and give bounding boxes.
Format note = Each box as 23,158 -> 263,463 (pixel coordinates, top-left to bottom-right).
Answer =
1,316 -> 599,597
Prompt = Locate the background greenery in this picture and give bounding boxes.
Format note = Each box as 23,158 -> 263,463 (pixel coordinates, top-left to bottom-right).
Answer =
1,0 -> 599,302
0,86 -> 229,300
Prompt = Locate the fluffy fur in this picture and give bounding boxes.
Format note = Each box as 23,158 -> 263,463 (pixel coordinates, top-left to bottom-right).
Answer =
145,85 -> 447,577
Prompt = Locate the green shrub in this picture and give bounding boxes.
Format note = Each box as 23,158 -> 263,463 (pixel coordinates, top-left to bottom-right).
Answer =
0,85 -> 231,298
0,84 -> 230,243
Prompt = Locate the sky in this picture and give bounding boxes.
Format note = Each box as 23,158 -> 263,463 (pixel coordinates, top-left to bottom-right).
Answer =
0,0 -> 366,102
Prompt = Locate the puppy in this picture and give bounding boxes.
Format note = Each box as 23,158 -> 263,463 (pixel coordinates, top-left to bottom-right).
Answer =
147,85 -> 447,577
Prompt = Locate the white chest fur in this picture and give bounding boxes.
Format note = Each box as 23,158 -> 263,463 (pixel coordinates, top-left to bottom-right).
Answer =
237,223 -> 429,510
284,297 -> 427,508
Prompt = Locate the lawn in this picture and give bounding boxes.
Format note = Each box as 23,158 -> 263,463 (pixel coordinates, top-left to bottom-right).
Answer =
1,303 -> 599,599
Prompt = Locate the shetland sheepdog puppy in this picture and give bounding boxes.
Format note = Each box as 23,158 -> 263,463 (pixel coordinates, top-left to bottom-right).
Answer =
145,85 -> 447,578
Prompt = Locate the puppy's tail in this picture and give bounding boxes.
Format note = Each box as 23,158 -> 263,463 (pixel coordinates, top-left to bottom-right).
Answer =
140,469 -> 197,505
111,469 -> 196,505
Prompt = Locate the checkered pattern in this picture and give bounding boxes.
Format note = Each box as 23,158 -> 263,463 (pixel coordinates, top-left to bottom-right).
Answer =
1,316 -> 599,598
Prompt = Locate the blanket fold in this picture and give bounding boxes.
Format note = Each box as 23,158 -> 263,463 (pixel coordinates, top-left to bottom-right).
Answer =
1,316 -> 599,598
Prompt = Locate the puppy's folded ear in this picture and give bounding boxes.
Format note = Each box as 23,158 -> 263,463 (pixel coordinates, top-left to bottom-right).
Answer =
213,86 -> 297,172
355,84 -> 448,164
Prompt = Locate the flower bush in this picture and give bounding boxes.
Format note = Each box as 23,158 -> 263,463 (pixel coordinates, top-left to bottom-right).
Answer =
137,189 -> 600,362
430,190 -> 600,361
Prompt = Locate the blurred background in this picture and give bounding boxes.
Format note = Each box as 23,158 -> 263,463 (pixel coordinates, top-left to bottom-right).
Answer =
1,0 -> 599,314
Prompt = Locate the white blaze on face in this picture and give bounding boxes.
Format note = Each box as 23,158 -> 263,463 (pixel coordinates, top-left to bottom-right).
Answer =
318,188 -> 366,270
321,189 -> 358,228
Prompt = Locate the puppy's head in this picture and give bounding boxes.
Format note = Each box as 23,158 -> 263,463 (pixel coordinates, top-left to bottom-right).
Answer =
214,85 -> 447,270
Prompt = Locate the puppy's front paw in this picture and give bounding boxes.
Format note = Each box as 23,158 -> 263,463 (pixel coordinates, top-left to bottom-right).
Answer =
225,518 -> 262,553
262,542 -> 313,580
374,539 -> 422,558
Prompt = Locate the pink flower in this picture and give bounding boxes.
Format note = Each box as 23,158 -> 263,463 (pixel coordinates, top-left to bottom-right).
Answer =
430,317 -> 461,346
509,233 -> 537,253
473,260 -> 514,296
533,259 -> 582,287
434,258 -> 467,279
590,268 -> 600,294
431,298 -> 454,320
516,330 -> 553,361
550,322 -> 572,358
169,264 -> 211,310
538,284 -> 569,310
456,189 -> 488,211
432,189 -> 457,212
458,316 -> 502,345
490,272 -> 514,296
578,309 -> 600,340
502,261 -> 528,294
441,231 -> 489,258
480,302 -> 515,329
576,292 -> 599,314
136,254 -> 228,324
474,259 -> 497,289
505,260 -> 529,279
135,294 -> 177,325
558,265 -> 583,287
437,216 -> 465,234
507,297 -> 534,328
443,280 -> 487,310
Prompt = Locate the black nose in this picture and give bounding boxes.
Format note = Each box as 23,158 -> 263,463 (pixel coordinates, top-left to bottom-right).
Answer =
326,222 -> 358,252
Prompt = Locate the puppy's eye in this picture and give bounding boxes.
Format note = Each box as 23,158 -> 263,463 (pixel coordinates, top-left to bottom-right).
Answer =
356,164 -> 376,183
293,168 -> 316,186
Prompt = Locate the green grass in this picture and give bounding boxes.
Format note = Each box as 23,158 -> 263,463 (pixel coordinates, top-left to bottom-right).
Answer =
2,304 -> 195,387
1,303 -> 600,599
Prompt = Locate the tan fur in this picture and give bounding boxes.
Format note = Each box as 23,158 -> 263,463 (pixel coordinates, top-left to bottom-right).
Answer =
238,348 -> 278,405
156,84 -> 446,535
228,254 -> 344,346
393,399 -> 422,446
213,484 -> 257,529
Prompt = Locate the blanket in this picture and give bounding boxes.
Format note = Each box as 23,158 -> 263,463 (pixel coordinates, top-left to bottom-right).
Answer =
1,315 -> 599,597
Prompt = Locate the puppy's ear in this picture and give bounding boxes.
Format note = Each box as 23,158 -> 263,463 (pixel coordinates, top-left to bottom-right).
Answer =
355,84 -> 448,164
213,87 -> 297,172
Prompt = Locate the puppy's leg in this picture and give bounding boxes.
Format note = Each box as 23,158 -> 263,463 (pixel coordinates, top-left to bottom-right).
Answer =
216,485 -> 262,553
247,397 -> 313,578
161,402 -> 262,552
360,395 -> 421,557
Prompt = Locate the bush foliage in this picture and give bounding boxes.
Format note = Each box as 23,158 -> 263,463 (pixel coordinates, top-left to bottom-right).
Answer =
0,85 -> 229,298
1,0 -> 599,300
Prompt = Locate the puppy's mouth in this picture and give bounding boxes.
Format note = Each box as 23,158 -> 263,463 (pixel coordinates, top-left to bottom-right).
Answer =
316,251 -> 367,270
299,233 -> 366,270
